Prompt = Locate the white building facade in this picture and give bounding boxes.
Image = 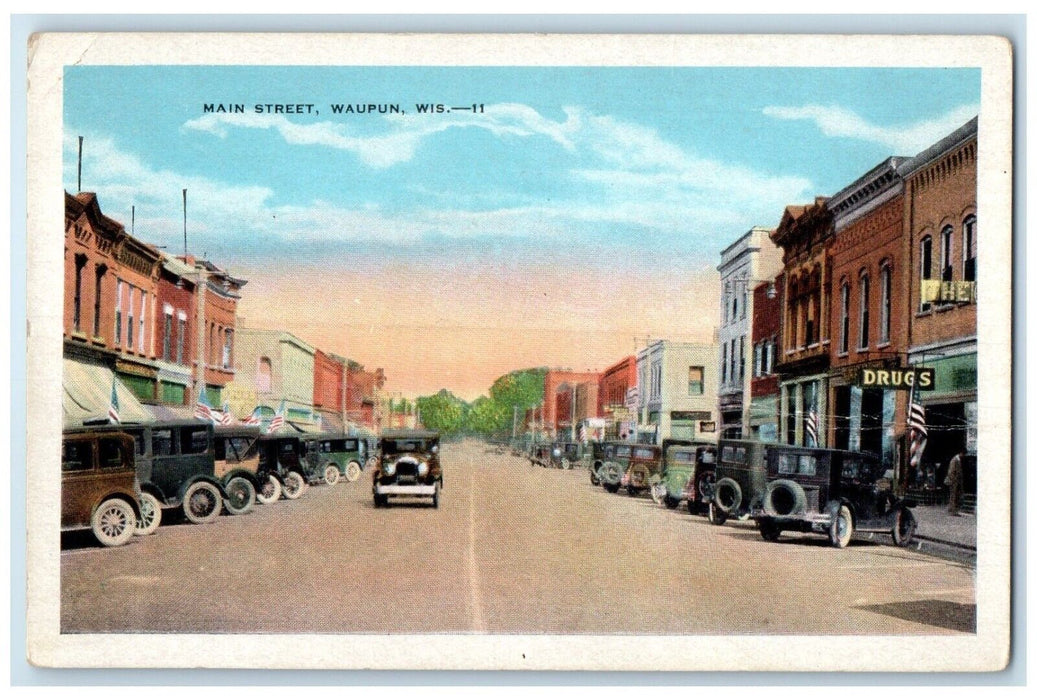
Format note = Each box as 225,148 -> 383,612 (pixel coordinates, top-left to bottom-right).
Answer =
636,340 -> 719,445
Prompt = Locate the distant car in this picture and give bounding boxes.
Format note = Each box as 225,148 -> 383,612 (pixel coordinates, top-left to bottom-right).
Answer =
580,441 -> 607,485
529,443 -> 552,468
62,431 -> 141,547
650,439 -> 716,512
301,434 -> 367,485
548,442 -> 581,469
709,439 -> 771,526
750,445 -> 916,548
373,429 -> 442,508
622,444 -> 664,497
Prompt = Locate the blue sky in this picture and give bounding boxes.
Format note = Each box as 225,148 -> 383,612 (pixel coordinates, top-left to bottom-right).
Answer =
63,65 -> 980,397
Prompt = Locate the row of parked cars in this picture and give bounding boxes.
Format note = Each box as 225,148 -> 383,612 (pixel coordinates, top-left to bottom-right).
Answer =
61,421 -> 374,547
526,437 -> 918,549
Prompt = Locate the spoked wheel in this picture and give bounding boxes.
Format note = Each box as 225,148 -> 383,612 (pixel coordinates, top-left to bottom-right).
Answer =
92,498 -> 136,547
135,491 -> 162,536
650,483 -> 667,505
345,461 -> 363,482
829,505 -> 854,548
183,481 -> 223,525
892,507 -> 917,547
324,465 -> 340,486
282,471 -> 306,500
257,475 -> 282,504
224,476 -> 256,515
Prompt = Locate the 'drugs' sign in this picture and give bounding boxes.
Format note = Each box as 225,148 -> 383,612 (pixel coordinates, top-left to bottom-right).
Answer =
859,367 -> 935,390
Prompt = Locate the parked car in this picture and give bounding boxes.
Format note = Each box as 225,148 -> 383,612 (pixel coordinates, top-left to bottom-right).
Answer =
213,425 -> 264,515
650,439 -> 717,512
598,442 -> 635,493
372,429 -> 442,508
529,443 -> 552,468
750,445 -> 917,548
66,421 -> 240,533
256,434 -> 310,503
62,431 -> 141,547
709,439 -> 770,525
622,444 -> 664,496
303,434 -> 367,485
548,442 -> 581,469
580,441 -> 607,485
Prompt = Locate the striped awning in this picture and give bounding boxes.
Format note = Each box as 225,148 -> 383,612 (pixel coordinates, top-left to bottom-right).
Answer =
63,358 -> 156,429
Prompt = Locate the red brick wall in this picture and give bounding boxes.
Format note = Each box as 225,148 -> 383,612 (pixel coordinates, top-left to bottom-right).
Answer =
751,276 -> 783,399
203,285 -> 239,388
313,350 -> 344,410
154,273 -> 195,365
828,195 -> 908,367
907,137 -> 978,348
544,370 -> 601,429
598,356 -> 636,417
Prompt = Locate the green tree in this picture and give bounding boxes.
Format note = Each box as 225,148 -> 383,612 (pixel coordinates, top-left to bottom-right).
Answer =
465,396 -> 511,436
489,367 -> 547,413
415,390 -> 466,435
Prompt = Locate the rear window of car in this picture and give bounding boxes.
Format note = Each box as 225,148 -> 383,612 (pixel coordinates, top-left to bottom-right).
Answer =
614,446 -> 632,458
670,450 -> 696,463
778,453 -> 817,476
62,440 -> 93,472
633,447 -> 656,459
722,445 -> 747,464
98,437 -> 128,469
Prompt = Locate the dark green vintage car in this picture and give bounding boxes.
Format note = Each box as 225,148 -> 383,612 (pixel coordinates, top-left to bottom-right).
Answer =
300,433 -> 368,485
598,442 -> 635,494
650,439 -> 717,512
709,439 -> 771,526
256,435 -> 310,503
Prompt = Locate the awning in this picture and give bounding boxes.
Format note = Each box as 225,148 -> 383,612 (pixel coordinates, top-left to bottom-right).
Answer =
63,358 -> 156,429
146,403 -> 197,422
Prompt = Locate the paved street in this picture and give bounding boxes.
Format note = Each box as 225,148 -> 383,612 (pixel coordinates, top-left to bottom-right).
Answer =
61,440 -> 975,635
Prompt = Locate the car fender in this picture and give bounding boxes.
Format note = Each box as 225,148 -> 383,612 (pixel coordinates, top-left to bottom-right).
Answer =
222,468 -> 262,490
177,475 -> 228,502
91,489 -> 142,521
141,481 -> 173,508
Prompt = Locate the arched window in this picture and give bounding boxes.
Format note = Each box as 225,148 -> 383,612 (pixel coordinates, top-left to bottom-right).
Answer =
256,357 -> 272,393
879,263 -> 892,344
919,235 -> 933,312
858,272 -> 870,350
963,215 -> 977,282
839,281 -> 850,354
941,225 -> 954,282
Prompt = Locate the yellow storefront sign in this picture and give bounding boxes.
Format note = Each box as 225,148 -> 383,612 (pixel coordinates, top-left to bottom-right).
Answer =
920,279 -> 976,304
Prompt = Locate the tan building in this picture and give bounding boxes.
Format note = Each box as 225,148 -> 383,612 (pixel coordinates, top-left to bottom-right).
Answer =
226,327 -> 316,428
636,340 -> 719,445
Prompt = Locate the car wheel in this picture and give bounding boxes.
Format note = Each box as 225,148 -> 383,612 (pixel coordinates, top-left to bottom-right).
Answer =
708,501 -> 728,525
135,491 -> 162,536
92,497 -> 136,547
324,465 -> 340,486
764,479 -> 807,517
759,521 -> 782,542
696,470 -> 717,506
714,478 -> 743,515
561,458 -> 572,470
224,476 -> 256,515
664,495 -> 680,510
892,507 -> 917,547
282,471 -> 305,500
829,504 -> 854,548
183,481 -> 223,525
650,482 -> 666,505
604,483 -> 620,494
257,475 -> 282,504
345,461 -> 363,482
432,482 -> 440,509
373,493 -> 388,508
589,470 -> 600,486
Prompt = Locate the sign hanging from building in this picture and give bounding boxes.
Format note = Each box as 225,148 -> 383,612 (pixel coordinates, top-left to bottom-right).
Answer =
859,367 -> 935,390
920,279 -> 977,304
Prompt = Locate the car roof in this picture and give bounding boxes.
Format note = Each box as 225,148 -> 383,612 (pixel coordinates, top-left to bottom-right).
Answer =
380,429 -> 440,440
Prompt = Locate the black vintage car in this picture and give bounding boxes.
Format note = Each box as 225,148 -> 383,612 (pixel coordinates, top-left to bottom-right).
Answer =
372,429 -> 442,508
256,435 -> 310,503
548,442 -> 581,469
750,445 -> 916,548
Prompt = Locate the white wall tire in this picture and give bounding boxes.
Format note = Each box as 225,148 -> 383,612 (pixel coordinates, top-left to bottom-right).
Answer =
257,475 -> 282,504
183,481 -> 223,525
345,461 -> 363,482
324,465 -> 341,486
135,492 -> 162,536
92,498 -> 136,547
282,471 -> 305,500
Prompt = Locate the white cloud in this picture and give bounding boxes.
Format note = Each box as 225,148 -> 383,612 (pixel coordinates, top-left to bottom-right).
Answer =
762,103 -> 979,154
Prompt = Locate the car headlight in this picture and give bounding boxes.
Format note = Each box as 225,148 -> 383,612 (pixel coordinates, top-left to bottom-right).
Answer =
552,448 -> 561,457
383,460 -> 396,476
418,461 -> 429,476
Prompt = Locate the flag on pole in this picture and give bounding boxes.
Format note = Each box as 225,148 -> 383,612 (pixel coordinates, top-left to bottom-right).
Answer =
804,407 -> 818,446
908,402 -> 928,468
242,407 -> 262,426
194,389 -> 214,422
107,376 -> 120,424
220,402 -> 234,425
267,399 -> 286,434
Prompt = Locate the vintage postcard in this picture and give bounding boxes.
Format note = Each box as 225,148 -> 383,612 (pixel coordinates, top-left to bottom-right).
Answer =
25,32 -> 1013,671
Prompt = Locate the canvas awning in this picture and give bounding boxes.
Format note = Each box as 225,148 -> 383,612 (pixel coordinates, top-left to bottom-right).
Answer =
63,358 -> 156,429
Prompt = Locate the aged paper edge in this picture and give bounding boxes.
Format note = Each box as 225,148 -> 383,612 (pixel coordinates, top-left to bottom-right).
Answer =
24,32 -> 1013,671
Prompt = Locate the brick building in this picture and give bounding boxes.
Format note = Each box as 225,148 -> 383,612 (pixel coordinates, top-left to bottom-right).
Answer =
542,369 -> 601,436
598,356 -> 637,439
152,253 -> 197,407
826,157 -> 911,462
748,275 -> 783,441
346,363 -> 386,430
313,349 -> 346,431
196,259 -> 246,407
771,197 -> 834,447
903,117 -> 978,486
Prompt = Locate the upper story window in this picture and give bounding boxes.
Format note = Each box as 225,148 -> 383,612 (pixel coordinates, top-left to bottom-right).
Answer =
126,286 -> 135,349
257,357 -> 272,393
93,265 -> 105,338
941,225 -> 954,282
163,309 -> 173,361
114,279 -> 123,345
839,281 -> 850,354
963,215 -> 977,282
858,272 -> 870,350
72,254 -> 87,332
223,329 -> 233,369
879,263 -> 892,344
721,340 -> 728,384
919,235 -> 933,312
176,314 -> 187,365
687,366 -> 704,395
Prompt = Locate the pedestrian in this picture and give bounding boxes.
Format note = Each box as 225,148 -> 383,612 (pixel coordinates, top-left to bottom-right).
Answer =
945,451 -> 964,516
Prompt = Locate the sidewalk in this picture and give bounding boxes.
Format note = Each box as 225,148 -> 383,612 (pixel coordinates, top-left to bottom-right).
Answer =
912,504 -> 976,550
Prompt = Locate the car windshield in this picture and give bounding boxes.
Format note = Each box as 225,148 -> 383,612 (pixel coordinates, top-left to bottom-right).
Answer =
614,445 -> 632,458
668,450 -> 696,464
383,439 -> 434,454
633,447 -> 656,459
778,453 -> 817,476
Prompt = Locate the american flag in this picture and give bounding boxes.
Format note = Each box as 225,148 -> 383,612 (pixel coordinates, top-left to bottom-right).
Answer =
267,400 -> 286,434
804,408 -> 818,446
220,402 -> 234,425
242,408 -> 262,426
107,376 -> 120,424
194,390 -> 214,422
908,402 -> 928,468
